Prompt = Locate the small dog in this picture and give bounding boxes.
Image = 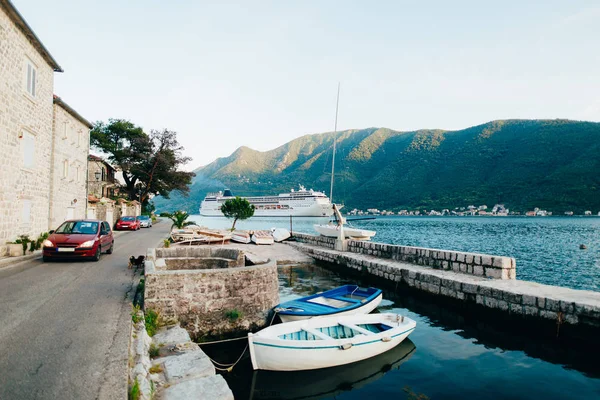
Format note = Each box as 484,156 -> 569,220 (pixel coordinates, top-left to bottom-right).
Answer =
128,255 -> 145,269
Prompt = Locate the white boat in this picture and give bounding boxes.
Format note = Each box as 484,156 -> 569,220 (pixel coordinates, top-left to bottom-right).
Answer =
200,186 -> 334,217
313,84 -> 376,241
271,228 -> 290,242
231,230 -> 251,244
247,313 -> 416,371
251,230 -> 274,245
314,204 -> 376,240
249,339 -> 416,399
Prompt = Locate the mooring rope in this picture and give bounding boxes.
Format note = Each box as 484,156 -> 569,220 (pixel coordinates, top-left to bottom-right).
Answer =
202,309 -> 280,372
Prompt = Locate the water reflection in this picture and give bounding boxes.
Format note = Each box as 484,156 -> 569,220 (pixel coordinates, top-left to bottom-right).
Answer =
249,339 -> 416,400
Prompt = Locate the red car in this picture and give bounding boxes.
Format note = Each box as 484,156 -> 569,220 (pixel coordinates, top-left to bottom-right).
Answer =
43,219 -> 114,262
115,216 -> 141,231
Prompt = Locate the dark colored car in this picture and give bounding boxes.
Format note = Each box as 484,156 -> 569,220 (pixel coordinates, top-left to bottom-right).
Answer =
42,220 -> 114,262
115,216 -> 141,231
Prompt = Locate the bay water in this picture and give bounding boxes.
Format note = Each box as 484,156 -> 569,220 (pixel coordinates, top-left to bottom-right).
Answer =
189,215 -> 600,292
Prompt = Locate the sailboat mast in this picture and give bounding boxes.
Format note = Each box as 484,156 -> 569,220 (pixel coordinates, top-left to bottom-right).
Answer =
329,82 -> 340,204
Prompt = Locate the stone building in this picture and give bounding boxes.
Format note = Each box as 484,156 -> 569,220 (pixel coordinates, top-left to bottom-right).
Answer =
0,0 -> 62,245
87,155 -> 117,199
48,96 -> 92,229
0,0 -> 91,246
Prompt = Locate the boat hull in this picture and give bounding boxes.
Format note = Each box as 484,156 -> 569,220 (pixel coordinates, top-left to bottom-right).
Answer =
248,313 -> 416,371
278,293 -> 383,322
314,224 -> 376,240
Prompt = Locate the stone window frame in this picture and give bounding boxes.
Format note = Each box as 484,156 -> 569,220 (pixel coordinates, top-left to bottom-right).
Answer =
62,120 -> 69,140
62,159 -> 69,179
20,128 -> 36,171
20,197 -> 33,227
23,58 -> 37,99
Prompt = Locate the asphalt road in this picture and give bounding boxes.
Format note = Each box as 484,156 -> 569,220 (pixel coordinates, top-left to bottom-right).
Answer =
0,222 -> 170,400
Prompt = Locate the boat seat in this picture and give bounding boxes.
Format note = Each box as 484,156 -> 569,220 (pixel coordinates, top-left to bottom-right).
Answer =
332,296 -> 361,303
279,300 -> 339,313
338,322 -> 374,336
301,327 -> 333,341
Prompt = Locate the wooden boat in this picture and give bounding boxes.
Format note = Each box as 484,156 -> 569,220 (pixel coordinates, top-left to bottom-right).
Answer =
249,339 -> 416,399
275,285 -> 382,322
271,228 -> 291,242
248,313 -> 416,371
171,226 -> 231,244
251,230 -> 274,245
231,230 -> 251,244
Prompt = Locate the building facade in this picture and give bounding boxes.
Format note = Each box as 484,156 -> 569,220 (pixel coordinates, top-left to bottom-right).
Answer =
48,96 -> 92,229
0,0 -> 90,247
87,155 -> 117,199
0,0 -> 62,245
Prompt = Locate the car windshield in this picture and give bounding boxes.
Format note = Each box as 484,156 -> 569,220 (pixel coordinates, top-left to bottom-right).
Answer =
139,216 -> 150,220
121,217 -> 135,221
55,221 -> 99,235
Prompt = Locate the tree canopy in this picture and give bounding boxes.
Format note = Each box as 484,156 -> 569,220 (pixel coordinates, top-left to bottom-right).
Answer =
220,197 -> 255,230
91,119 -> 195,210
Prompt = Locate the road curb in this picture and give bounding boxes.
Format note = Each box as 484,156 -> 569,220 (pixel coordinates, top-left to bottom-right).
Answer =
0,251 -> 42,270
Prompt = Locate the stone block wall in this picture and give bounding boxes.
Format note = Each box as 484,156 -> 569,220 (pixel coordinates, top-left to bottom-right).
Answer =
145,247 -> 279,340
0,6 -> 55,245
292,244 -> 600,329
293,232 -> 337,249
347,240 -> 516,280
293,233 -> 515,280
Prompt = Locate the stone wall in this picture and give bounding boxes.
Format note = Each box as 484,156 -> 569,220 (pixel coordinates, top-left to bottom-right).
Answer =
290,243 -> 600,330
293,233 -> 515,280
145,247 -> 279,340
0,6 -> 55,245
292,232 -> 337,249
48,100 -> 90,230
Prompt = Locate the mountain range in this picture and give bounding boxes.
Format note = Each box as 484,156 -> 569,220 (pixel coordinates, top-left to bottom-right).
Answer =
154,119 -> 600,214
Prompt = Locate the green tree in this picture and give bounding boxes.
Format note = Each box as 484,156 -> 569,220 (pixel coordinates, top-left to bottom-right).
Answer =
162,210 -> 195,229
220,197 -> 255,230
90,120 -> 195,208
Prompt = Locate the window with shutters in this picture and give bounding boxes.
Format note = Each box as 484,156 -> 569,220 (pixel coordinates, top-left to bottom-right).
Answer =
21,130 -> 35,169
25,60 -> 37,97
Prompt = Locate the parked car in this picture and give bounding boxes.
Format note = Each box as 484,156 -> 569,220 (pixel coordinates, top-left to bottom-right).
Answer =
115,216 -> 141,231
42,220 -> 114,262
138,215 -> 152,228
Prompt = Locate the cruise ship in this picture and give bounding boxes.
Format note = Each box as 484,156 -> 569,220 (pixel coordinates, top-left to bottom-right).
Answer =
199,186 -> 334,217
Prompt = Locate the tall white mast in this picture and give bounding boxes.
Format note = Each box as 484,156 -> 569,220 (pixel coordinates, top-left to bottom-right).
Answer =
329,82 -> 340,204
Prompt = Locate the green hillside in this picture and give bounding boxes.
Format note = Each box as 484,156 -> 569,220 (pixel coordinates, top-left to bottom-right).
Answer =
154,119 -> 600,214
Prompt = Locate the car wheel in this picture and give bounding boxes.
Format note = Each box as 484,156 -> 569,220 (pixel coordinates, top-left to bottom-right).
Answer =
107,242 -> 114,254
93,247 -> 101,262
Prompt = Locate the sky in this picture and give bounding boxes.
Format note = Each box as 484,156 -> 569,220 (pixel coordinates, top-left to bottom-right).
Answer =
13,0 -> 600,168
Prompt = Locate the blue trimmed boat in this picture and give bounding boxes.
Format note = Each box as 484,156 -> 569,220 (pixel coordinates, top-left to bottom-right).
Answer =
275,285 -> 383,322
248,313 -> 416,371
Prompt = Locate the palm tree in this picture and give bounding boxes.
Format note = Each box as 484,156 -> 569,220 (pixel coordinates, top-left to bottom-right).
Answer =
162,210 -> 195,229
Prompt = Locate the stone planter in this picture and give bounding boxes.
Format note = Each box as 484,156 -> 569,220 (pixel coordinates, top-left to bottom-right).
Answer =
8,243 -> 25,257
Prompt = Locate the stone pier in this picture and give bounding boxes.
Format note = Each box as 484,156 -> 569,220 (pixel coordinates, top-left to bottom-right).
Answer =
289,234 -> 600,331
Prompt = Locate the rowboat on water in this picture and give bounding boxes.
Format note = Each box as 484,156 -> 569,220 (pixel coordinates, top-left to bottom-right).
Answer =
249,339 -> 416,399
248,313 -> 416,371
275,285 -> 383,322
252,230 -> 274,245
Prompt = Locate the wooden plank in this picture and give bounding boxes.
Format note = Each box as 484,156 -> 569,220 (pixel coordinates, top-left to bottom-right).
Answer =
301,327 -> 333,341
338,322 -> 374,336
